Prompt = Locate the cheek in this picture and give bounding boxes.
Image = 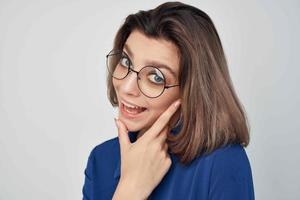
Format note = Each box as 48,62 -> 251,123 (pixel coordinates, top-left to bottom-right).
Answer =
148,97 -> 175,117
147,91 -> 180,120
154,101 -> 170,112
112,80 -> 119,94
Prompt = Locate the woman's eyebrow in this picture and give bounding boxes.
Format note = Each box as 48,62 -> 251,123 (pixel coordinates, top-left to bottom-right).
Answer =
124,43 -> 134,58
145,60 -> 177,78
124,43 -> 178,78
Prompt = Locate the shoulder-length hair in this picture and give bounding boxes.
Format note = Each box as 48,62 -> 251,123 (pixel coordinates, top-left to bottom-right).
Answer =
107,1 -> 250,165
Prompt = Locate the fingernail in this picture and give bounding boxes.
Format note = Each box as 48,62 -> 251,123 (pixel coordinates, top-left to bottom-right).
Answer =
174,100 -> 181,108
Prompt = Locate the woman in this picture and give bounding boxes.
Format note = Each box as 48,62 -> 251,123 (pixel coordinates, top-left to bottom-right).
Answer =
83,2 -> 255,200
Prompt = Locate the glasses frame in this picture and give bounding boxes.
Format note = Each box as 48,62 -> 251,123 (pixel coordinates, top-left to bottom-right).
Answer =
106,49 -> 180,98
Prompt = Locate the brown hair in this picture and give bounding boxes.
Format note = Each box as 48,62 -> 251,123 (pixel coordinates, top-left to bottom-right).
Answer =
107,1 -> 250,165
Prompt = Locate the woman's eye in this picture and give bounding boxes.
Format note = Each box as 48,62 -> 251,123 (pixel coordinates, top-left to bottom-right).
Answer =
120,57 -> 130,68
148,73 -> 165,84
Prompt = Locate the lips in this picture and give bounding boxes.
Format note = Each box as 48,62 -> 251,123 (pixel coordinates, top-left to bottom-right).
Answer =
123,103 -> 146,114
120,99 -> 147,117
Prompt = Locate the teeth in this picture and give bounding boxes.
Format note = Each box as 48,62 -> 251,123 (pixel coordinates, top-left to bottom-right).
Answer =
121,101 -> 146,115
122,101 -> 143,109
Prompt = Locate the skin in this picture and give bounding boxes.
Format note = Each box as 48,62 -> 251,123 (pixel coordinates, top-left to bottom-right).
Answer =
112,30 -> 181,139
113,100 -> 181,200
112,30 -> 182,199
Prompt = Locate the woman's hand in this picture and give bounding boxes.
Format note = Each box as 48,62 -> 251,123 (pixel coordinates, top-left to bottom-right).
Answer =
113,99 -> 181,200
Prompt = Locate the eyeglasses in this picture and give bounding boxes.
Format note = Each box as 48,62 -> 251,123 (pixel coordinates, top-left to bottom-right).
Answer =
106,49 -> 180,98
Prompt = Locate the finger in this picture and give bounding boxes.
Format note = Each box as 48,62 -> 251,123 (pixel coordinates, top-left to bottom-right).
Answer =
115,118 -> 130,154
156,125 -> 169,145
145,99 -> 181,140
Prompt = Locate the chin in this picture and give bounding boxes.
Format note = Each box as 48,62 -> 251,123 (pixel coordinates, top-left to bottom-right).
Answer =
125,124 -> 141,132
117,105 -> 155,132
118,114 -> 144,132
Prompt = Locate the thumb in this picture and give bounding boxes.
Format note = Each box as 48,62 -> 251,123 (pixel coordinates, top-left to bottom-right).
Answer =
115,118 -> 130,153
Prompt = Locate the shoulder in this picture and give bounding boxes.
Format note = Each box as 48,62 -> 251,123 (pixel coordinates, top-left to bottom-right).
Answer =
84,137 -> 120,178
205,143 -> 255,199
194,143 -> 251,169
209,143 -> 252,175
87,131 -> 138,162
83,137 -> 121,197
210,143 -> 250,165
196,143 -> 254,182
88,136 -> 120,160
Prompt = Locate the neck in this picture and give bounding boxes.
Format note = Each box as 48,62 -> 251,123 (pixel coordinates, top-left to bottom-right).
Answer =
137,128 -> 146,140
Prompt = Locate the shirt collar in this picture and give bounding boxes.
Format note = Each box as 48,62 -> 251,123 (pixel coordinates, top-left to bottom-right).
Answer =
113,122 -> 182,180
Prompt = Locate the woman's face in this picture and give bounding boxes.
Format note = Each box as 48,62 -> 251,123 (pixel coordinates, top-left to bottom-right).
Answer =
113,30 -> 180,136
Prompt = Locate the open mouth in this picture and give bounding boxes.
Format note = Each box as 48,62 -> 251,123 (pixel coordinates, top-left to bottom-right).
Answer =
121,101 -> 147,117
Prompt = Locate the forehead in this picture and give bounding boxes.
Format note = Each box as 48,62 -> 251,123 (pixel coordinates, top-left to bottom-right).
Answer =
123,30 -> 180,75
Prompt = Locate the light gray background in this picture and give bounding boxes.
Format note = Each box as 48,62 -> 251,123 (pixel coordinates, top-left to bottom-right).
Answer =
0,0 -> 299,199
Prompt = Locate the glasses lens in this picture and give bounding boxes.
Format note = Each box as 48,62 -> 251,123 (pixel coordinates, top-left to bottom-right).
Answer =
107,50 -> 129,79
138,66 -> 165,98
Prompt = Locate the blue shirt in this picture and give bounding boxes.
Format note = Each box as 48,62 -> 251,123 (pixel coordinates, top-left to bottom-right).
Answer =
82,126 -> 255,199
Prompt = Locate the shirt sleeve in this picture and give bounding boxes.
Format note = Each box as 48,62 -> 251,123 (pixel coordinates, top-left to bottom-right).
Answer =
82,148 -> 96,200
208,145 -> 255,200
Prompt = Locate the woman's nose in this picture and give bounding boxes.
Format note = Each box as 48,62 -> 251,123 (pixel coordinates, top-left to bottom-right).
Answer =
120,71 -> 140,96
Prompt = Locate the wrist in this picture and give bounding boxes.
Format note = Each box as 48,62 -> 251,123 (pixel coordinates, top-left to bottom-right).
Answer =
113,178 -> 148,200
